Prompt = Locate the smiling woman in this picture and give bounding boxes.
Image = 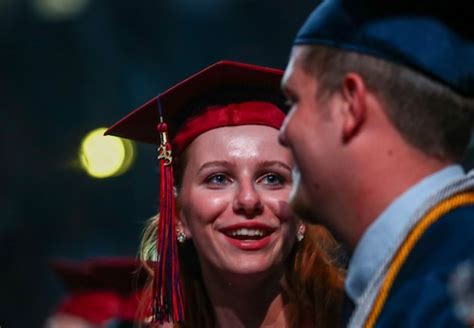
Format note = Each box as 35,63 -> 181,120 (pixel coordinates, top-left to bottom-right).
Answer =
106,61 -> 345,328
178,125 -> 295,276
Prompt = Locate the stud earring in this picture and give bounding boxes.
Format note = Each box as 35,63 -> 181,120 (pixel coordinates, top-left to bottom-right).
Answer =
296,223 -> 305,242
176,226 -> 186,243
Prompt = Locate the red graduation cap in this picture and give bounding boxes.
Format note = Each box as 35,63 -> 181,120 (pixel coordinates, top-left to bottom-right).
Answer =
49,257 -> 148,325
105,60 -> 285,151
105,60 -> 286,324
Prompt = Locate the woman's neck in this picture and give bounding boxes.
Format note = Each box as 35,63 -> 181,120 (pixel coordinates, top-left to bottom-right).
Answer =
201,267 -> 290,328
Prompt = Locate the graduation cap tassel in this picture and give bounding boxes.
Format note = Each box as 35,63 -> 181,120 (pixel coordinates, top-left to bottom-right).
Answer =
152,115 -> 185,325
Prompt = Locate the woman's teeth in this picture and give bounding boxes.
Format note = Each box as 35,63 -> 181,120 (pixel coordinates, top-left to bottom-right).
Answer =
232,228 -> 264,237
225,228 -> 270,239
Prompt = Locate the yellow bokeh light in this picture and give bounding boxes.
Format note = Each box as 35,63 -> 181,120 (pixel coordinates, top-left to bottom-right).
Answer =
79,127 -> 135,178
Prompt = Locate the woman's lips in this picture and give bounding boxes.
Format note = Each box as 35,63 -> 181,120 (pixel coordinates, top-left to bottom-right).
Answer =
223,234 -> 273,250
219,223 -> 276,251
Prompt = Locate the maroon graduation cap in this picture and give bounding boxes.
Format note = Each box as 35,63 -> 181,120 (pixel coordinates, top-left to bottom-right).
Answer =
105,60 -> 284,152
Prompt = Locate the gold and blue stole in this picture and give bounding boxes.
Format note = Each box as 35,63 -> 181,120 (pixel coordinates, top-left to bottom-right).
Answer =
348,176 -> 474,328
364,192 -> 474,327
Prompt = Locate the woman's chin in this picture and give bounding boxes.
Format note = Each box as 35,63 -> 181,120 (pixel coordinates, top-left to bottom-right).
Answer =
218,255 -> 278,277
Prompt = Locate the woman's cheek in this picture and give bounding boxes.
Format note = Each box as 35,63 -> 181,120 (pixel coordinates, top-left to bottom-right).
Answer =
186,190 -> 231,223
263,191 -> 294,223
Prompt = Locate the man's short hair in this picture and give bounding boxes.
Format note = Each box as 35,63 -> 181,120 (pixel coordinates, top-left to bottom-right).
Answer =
300,45 -> 474,161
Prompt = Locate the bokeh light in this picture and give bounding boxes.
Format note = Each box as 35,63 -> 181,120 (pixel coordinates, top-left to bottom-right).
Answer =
79,127 -> 135,179
32,0 -> 90,20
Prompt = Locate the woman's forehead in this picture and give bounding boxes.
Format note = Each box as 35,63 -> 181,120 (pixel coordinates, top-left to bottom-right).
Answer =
185,125 -> 290,165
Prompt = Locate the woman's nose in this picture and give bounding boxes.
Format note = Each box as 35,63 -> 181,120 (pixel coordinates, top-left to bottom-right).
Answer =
232,181 -> 263,216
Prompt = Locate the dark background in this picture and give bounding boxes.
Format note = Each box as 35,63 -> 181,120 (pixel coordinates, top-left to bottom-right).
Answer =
3,1 -> 474,327
0,0 -> 318,326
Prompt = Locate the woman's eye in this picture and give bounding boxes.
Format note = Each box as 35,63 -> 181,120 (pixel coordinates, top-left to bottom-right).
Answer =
260,173 -> 285,186
206,174 -> 230,185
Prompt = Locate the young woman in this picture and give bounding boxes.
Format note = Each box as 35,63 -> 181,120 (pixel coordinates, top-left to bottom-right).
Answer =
106,61 -> 345,327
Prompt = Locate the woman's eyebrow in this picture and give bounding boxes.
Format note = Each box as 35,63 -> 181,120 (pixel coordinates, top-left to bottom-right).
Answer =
259,160 -> 292,172
197,160 -> 291,174
197,160 -> 234,174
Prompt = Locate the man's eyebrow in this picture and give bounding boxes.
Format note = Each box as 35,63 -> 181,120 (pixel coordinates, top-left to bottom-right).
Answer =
281,75 -> 296,97
282,84 -> 297,100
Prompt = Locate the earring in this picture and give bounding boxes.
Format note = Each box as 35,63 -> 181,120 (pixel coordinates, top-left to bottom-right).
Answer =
296,223 -> 305,242
176,226 -> 186,243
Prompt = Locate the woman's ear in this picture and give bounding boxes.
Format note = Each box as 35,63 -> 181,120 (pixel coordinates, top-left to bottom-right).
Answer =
177,217 -> 192,238
296,221 -> 306,242
176,198 -> 192,238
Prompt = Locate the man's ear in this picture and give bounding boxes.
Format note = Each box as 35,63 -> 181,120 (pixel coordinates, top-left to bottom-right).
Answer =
340,73 -> 367,142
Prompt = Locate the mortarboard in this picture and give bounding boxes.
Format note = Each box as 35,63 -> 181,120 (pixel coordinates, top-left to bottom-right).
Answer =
294,0 -> 474,96
105,60 -> 286,324
49,257 -> 147,325
106,60 -> 285,152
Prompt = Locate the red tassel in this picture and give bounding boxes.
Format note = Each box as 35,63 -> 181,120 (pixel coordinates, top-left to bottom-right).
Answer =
152,121 -> 185,324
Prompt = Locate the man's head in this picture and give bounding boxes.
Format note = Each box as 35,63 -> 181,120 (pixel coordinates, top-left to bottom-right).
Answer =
279,0 -> 474,247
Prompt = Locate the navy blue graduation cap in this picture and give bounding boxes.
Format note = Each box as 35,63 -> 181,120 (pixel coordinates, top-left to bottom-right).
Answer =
294,0 -> 474,96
